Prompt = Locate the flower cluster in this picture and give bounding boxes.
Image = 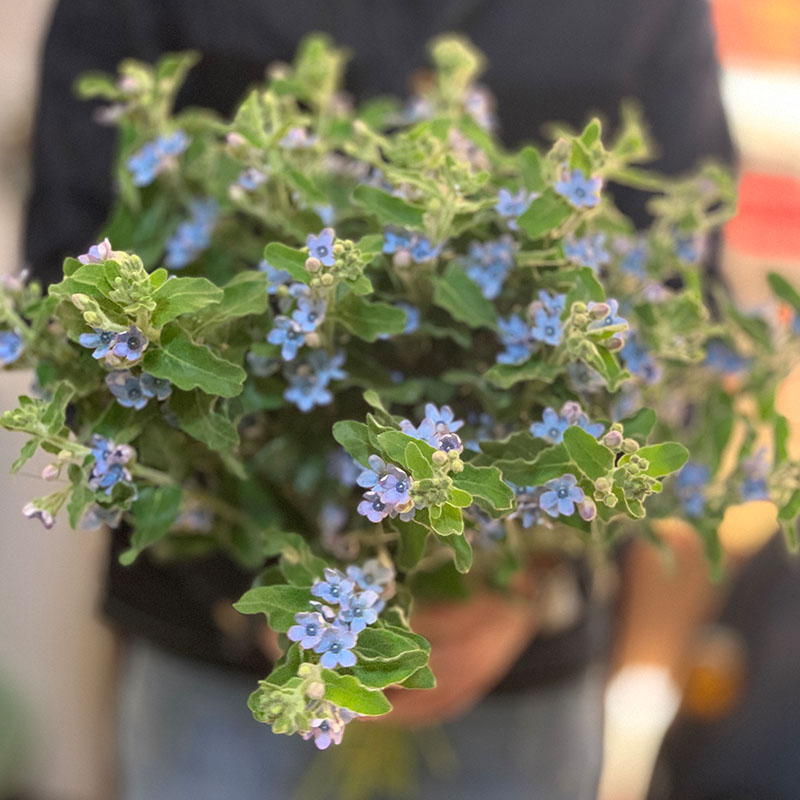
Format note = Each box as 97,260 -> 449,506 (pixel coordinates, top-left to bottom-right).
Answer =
355,456 -> 415,523
105,370 -> 172,409
496,291 -> 566,363
283,351 -> 346,412
463,236 -> 515,300
510,474 -> 595,523
564,233 -> 610,272
88,434 -> 135,494
126,131 -> 189,187
530,401 -> 604,444
382,229 -> 439,265
165,199 -> 218,270
675,461 -> 710,517
80,324 -> 148,363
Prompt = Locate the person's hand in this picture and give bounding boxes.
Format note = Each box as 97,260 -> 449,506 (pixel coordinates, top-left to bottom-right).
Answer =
379,579 -> 541,728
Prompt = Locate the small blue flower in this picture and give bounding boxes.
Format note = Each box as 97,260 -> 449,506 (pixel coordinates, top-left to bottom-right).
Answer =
314,204 -> 336,226
621,335 -> 661,384
105,371 -> 148,410
236,168 -> 266,191
564,233 -> 610,272
539,474 -> 585,518
157,131 -> 190,156
510,485 -> 547,529
537,290 -> 566,317
675,461 -> 710,518
259,260 -> 292,294
424,403 -> 464,433
126,131 -> 189,186
315,626 -> 358,669
165,199 -> 218,270
307,228 -> 336,267
78,237 -> 113,265
410,236 -> 439,263
79,328 -> 117,360
88,434 -> 134,493
554,168 -> 602,209
140,373 -> 172,401
0,330 -> 24,366
338,590 -> 380,633
292,297 -> 326,332
616,237 -> 648,278
357,491 -> 392,523
464,238 -> 515,300
398,303 -> 420,334
588,299 -> 628,332
280,127 -> 317,149
741,477 -> 769,502
284,370 -> 333,412
497,314 -> 533,364
530,407 -> 570,444
530,307 -> 562,346
575,415 -> 605,438
110,325 -> 148,362
383,230 -> 412,255
312,568 -> 355,606
308,350 -> 347,384
377,466 -> 411,506
705,341 -> 750,375
346,559 -> 394,593
268,316 -> 305,361
675,232 -> 702,263
399,416 -> 437,446
495,188 -> 533,229
287,611 -> 328,649
356,455 -> 389,489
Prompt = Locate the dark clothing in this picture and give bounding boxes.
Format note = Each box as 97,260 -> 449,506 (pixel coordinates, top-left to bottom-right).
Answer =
27,0 -> 734,683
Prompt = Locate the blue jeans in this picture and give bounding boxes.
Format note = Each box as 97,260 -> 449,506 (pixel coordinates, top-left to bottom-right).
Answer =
117,639 -> 604,800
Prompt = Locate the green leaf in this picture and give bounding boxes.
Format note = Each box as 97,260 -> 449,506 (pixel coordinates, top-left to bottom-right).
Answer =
564,266 -> 605,306
453,462 -> 514,514
41,382 -> 75,434
170,390 -> 240,453
768,272 -> 800,313
432,266 -> 496,329
620,408 -> 657,443
477,431 -> 545,461
263,242 -> 311,283
377,430 -> 435,465
496,443 -> 572,486
562,426 -> 612,481
10,439 -> 38,474
569,139 -> 592,175
448,487 -> 473,508
262,530 -> 327,586
142,325 -> 246,398
120,485 -> 182,564
586,347 -> 629,392
394,518 -> 429,570
484,359 -> 562,389
150,276 -> 224,328
231,89 -> 268,147
322,670 -> 392,716
66,465 -> 94,528
400,665 -> 437,689
332,420 -> 373,467
404,441 -> 433,479
630,442 -> 689,477
355,627 -> 425,661
335,294 -> 407,341
580,118 -> 602,147
233,584 -> 314,632
517,192 -> 572,240
191,271 -> 268,327
519,146 -> 547,193
438,531 -> 473,572
352,184 -> 425,228
351,649 -> 429,688
430,503 -> 463,536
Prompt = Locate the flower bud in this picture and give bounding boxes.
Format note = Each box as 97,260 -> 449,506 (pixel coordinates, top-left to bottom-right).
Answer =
431,451 -> 448,466
605,337 -> 625,352
306,681 -> 325,700
571,301 -> 587,314
603,494 -> 618,508
594,476 -> 611,493
304,332 -> 321,348
589,302 -> 610,319
320,273 -> 335,287
621,438 -> 639,454
602,430 -> 623,449
70,293 -> 92,311
332,243 -> 345,257
225,132 -> 247,151
305,257 -> 321,273
578,497 -> 597,521
41,464 -> 59,481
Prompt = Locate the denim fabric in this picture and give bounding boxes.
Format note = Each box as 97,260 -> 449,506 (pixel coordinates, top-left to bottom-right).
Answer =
117,639 -> 604,800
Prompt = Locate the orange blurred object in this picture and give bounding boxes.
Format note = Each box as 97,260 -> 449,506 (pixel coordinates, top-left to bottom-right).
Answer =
712,0 -> 800,67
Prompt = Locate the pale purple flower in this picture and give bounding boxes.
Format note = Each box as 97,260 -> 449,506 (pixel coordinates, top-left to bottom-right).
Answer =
338,590 -> 380,633
22,502 -> 54,529
287,611 -> 328,649
307,228 -> 336,267
311,568 -> 355,606
78,238 -> 113,264
314,626 -> 358,669
539,474 -> 585,517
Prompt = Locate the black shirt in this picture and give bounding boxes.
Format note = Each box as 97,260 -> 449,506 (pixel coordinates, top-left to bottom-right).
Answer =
26,0 -> 734,684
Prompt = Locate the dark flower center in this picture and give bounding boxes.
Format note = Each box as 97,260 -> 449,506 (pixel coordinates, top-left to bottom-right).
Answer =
330,643 -> 341,653
128,388 -> 141,399
128,337 -> 140,350
372,499 -> 385,511
575,187 -> 586,198
395,481 -> 406,493
317,245 -> 328,257
306,623 -> 317,636
557,487 -> 568,499
549,428 -> 560,439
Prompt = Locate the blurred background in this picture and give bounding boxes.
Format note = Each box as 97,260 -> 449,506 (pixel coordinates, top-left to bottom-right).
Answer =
0,1 -> 798,798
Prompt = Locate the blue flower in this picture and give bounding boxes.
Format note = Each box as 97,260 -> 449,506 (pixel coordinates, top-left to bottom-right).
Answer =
236,168 -> 266,191
88,434 -> 134,493
110,325 -> 148,362
315,626 -> 358,668
705,341 -> 750,375
530,407 -> 570,444
377,466 -> 411,506
140,373 -> 172,401
740,450 -> 770,502
308,350 -> 347,384
617,237 -> 648,278
312,568 -> 355,606
292,297 -> 327,332
279,127 -> 317,149
314,204 -> 336,226
287,611 -> 328,649
126,131 -> 189,187
588,299 -> 628,332
346,558 -> 394,593
537,290 -> 566,316
464,238 -> 515,300
105,371 -> 148,410
398,303 -> 420,334
675,232 -> 702,263
410,236 -> 439,263
259,260 -> 292,294
338,590 -> 380,633
284,370 -> 333,412
80,503 -> 123,531
165,199 -> 218,270
575,415 -> 605,438
530,307 -> 562,346
304,716 -> 346,750
383,230 -> 412,255
79,328 -> 117,360
539,474 -> 585,517
424,403 -> 464,433
675,461 -> 710,518
495,188 -> 533,229
0,330 -> 24,365
554,168 -> 602,208
497,314 -> 533,364
510,485 -> 547,529
621,336 -> 661,384
741,477 -> 769,502
268,316 -> 305,361
307,228 -> 336,267
357,491 -> 392,523
78,237 -> 113,265
564,233 -> 610,272
356,455 -> 389,489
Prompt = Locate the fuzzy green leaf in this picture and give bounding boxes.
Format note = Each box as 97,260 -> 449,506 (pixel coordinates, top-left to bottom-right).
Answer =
150,276 -> 224,328
352,185 -> 425,228
233,584 -> 314,632
484,359 -> 562,389
432,266 -> 497,329
517,192 -> 572,239
322,670 -> 392,715
120,485 -> 182,564
335,294 -> 407,341
562,426 -> 612,481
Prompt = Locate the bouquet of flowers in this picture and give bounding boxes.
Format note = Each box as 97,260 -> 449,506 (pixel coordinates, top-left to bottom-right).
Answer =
3,33 -> 800,752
